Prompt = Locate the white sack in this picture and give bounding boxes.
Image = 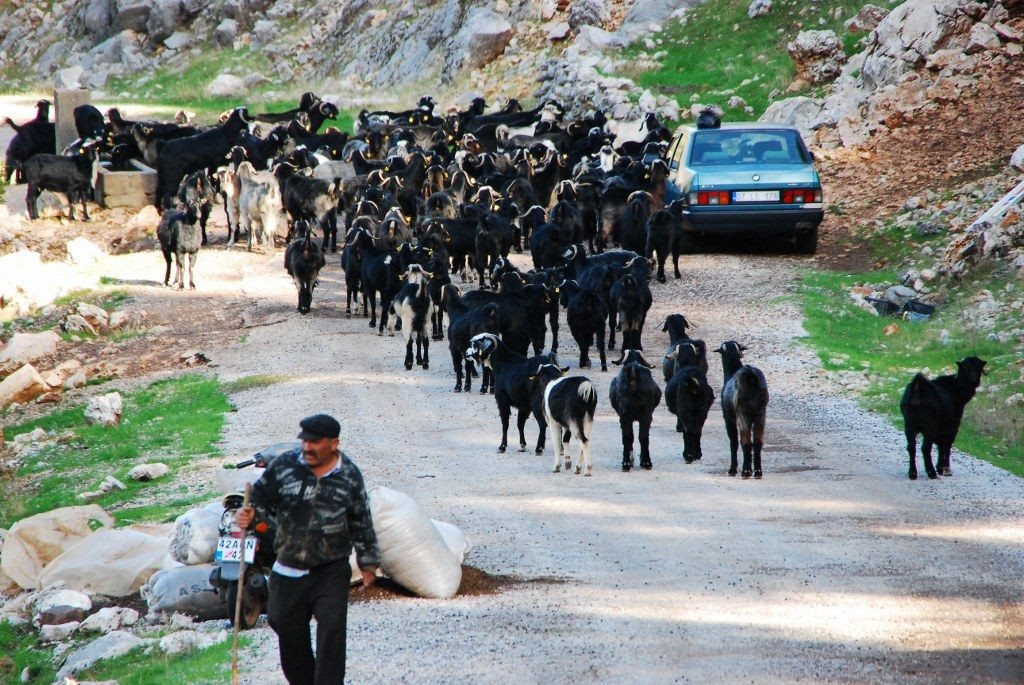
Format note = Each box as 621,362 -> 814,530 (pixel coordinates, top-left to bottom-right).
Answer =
214,467 -> 265,494
368,487 -> 462,599
1,505 -> 113,589
38,528 -> 168,596
169,507 -> 221,565
345,517 -> 470,586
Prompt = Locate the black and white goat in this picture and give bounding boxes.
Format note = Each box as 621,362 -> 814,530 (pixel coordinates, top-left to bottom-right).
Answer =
715,341 -> 769,478
157,202 -> 202,289
388,264 -> 435,370
900,357 -> 986,480
609,350 -> 662,471
529,364 -> 598,475
284,220 -> 327,315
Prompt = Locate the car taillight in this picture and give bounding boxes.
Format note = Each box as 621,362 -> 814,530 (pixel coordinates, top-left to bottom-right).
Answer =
690,191 -> 730,205
783,189 -> 822,204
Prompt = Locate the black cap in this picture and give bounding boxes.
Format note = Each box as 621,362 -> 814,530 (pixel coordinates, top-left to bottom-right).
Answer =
297,414 -> 340,441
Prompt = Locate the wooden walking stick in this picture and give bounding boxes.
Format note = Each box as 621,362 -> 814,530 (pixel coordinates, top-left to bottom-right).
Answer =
231,482 -> 252,685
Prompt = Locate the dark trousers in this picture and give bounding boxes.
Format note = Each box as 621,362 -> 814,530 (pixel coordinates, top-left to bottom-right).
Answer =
267,559 -> 351,685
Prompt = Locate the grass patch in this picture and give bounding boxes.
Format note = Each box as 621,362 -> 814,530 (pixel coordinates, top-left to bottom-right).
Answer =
74,638 -> 249,685
622,0 -> 904,120
799,270 -> 1024,476
221,374 -> 291,394
0,623 -> 55,685
0,374 -> 231,525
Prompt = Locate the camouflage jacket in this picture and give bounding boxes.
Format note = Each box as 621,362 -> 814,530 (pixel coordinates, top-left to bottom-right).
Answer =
250,449 -> 381,571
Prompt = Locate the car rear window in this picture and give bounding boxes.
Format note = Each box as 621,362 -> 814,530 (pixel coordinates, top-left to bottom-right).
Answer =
689,129 -> 811,166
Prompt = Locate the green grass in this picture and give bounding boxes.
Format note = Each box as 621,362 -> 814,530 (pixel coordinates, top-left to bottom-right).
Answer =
221,374 -> 291,394
799,270 -> 1024,476
1,374 -> 231,525
74,638 -> 250,685
0,624 -> 55,685
622,0 -> 904,121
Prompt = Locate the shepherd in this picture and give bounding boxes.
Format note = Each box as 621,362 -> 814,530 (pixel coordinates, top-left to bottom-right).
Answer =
235,414 -> 381,685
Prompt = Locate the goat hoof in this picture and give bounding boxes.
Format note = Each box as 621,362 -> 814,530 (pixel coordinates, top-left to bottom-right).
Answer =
684,457 -> 695,463
575,466 -> 582,475
742,471 -> 752,479
518,446 -> 527,453
422,363 -> 429,370
927,471 -> 938,480
942,468 -> 952,476
405,363 -> 413,370
535,448 -> 544,456
553,466 -> 561,473
497,446 -> 507,454
622,464 -> 631,472
641,462 -> 652,470
754,471 -> 763,479
728,469 -> 737,477
454,386 -> 462,393
346,312 -> 351,318
908,472 -> 917,480
657,276 -> 666,284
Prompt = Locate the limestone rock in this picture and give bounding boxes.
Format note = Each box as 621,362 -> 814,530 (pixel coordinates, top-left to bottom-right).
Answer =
35,589 -> 92,616
146,0 -> 182,44
64,370 -> 88,390
214,19 -> 237,46
568,0 -> 610,30
0,332 -> 60,370
0,365 -> 49,408
79,607 -> 139,634
56,631 -> 148,680
127,463 -> 169,482
84,392 -> 123,426
63,314 -> 97,336
788,30 -> 846,84
759,96 -> 829,139
548,22 -> 570,41
449,9 -> 513,73
77,302 -> 109,329
164,31 -> 191,51
39,620 -> 80,641
748,0 -> 772,19
1010,143 -> 1024,172
66,237 -> 105,266
55,66 -> 85,90
115,0 -> 152,32
964,22 -> 1001,54
83,0 -> 113,34
844,4 -> 889,33
205,72 -> 245,97
158,628 -> 227,655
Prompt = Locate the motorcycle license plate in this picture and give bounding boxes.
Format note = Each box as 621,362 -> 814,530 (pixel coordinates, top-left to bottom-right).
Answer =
215,537 -> 256,564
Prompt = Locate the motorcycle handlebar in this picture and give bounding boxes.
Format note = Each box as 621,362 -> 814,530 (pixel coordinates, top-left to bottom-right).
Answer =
234,458 -> 256,469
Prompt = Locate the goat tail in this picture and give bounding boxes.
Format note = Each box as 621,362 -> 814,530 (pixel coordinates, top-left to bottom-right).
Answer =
735,366 -> 766,396
906,373 -> 932,407
577,380 -> 598,414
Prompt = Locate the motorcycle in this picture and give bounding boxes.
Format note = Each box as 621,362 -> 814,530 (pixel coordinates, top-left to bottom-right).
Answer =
208,441 -> 298,628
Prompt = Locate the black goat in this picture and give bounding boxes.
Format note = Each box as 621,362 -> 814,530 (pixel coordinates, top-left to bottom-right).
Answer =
715,341 -> 770,478
157,202 -> 202,289
461,284 -> 549,358
352,227 -> 401,333
340,226 -> 364,317
661,314 -> 708,381
155,107 -> 252,209
23,145 -> 100,221
530,364 -> 598,475
665,343 -> 715,464
444,286 -> 499,393
617,191 -> 653,255
900,357 -> 986,480
284,220 -> 327,315
610,272 -> 651,352
465,333 -> 556,454
254,92 -> 321,124
275,163 -> 341,249
4,99 -> 55,183
560,277 -> 609,372
610,350 -> 663,471
646,201 -> 687,282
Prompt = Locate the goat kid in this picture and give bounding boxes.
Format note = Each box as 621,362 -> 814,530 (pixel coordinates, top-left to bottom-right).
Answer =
715,341 -> 769,478
529,364 -> 598,475
610,350 -> 662,471
284,220 -> 327,314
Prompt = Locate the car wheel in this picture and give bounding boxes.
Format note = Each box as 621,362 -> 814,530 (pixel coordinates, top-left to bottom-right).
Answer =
794,226 -> 818,255
678,231 -> 697,254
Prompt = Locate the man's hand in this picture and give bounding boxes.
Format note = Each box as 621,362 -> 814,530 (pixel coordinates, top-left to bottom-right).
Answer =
235,506 -> 255,530
360,569 -> 376,590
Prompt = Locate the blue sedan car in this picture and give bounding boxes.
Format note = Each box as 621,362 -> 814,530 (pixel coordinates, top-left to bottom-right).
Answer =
665,122 -> 824,254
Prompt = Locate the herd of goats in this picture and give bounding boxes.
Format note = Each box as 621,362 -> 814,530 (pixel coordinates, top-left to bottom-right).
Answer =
2,93 -> 987,481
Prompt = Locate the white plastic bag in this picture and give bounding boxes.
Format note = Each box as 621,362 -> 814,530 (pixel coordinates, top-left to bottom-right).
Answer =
169,507 -> 221,565
140,564 -> 227,621
38,528 -> 168,596
1,505 -> 113,589
368,487 -> 462,599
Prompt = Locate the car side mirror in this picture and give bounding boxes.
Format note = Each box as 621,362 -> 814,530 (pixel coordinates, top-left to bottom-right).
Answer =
809,150 -> 816,161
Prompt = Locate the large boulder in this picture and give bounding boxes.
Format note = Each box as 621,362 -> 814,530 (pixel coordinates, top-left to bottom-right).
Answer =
787,30 -> 846,84
214,18 -> 237,46
115,0 -> 152,32
445,8 -> 513,75
748,0 -> 772,19
0,364 -> 48,408
1010,143 -> 1024,172
964,21 -> 1002,53
84,392 -> 123,426
620,0 -> 703,35
146,0 -> 183,43
844,4 -> 890,33
859,0 -> 983,90
66,237 -> 105,266
83,0 -> 113,33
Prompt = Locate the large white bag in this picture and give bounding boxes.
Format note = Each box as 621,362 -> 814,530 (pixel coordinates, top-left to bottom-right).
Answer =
1,505 -> 113,589
141,564 -> 227,621
38,527 -> 169,597
344,517 -> 471,586
169,506 -> 222,565
368,487 -> 462,599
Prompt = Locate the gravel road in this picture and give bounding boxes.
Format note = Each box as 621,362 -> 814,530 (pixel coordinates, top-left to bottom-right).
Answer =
126,239 -> 1019,684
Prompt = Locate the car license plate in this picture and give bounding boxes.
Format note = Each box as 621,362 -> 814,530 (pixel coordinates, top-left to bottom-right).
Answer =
215,537 -> 256,564
733,190 -> 780,202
